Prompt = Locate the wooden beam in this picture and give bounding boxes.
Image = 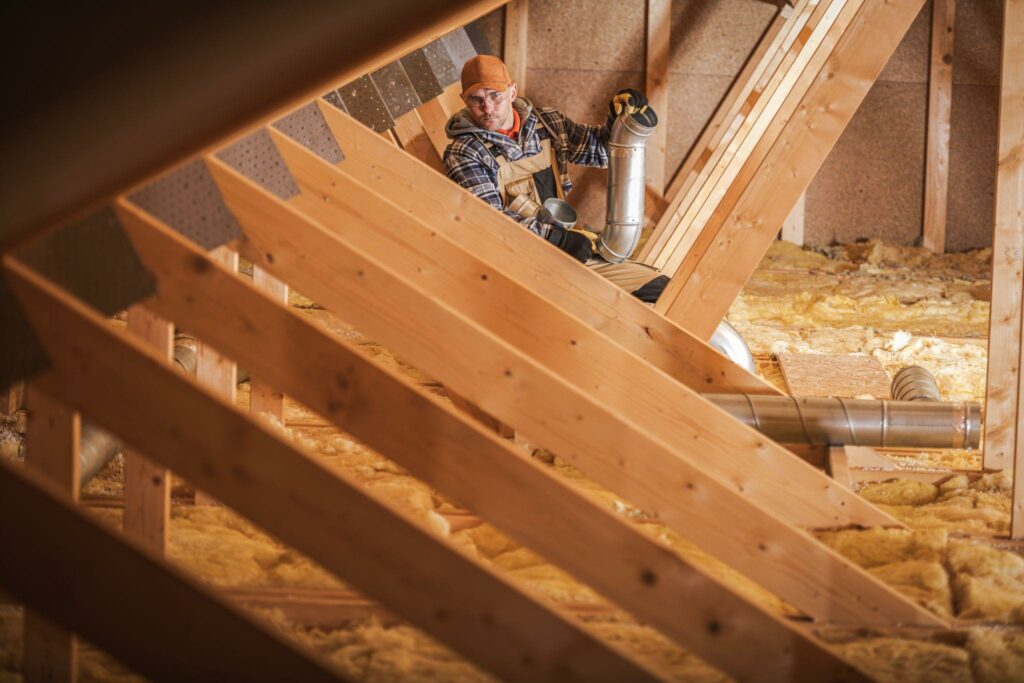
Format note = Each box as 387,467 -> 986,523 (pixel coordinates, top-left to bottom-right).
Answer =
645,0 -> 671,195
827,447 -> 853,489
414,99 -> 453,157
649,0 -> 847,277
504,0 -> 529,91
249,266 -> 288,423
117,200 -> 868,682
638,6 -> 797,262
391,111 -> 444,171
124,306 -> 172,553
23,385 -> 80,683
2,0 -> 505,253
923,0 -> 956,253
269,126 -> 891,531
655,0 -> 927,339
0,459 -> 346,683
316,101 -> 777,396
206,146 -> 944,628
992,0 -> 1024,534
3,257 -> 660,683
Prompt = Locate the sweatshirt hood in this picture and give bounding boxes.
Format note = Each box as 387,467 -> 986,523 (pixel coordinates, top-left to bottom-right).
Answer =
445,97 -> 535,141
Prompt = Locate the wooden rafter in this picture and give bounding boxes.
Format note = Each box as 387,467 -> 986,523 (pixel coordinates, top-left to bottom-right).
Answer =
116,201 -> 867,682
653,0 -> 927,339
205,133 -> 944,628
504,0 -> 529,90
987,0 -> 1024,500
645,0 -> 671,195
0,459 -> 347,683
3,256 -> 658,683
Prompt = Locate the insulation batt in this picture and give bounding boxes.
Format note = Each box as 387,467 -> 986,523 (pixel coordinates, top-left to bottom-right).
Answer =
3,240 -> 1024,682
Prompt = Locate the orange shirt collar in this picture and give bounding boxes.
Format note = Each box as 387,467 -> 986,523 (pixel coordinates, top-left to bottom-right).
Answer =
496,108 -> 521,139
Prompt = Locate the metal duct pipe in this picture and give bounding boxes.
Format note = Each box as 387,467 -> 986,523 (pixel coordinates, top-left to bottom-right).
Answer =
891,366 -> 941,402
709,320 -> 756,374
597,108 -> 658,263
705,394 -> 981,450
78,340 -> 198,487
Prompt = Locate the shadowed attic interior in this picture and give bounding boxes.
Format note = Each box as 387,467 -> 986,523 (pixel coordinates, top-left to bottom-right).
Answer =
0,0 -> 1022,681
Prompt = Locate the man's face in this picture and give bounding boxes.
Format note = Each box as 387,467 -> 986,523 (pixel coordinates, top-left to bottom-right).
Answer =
463,84 -> 518,131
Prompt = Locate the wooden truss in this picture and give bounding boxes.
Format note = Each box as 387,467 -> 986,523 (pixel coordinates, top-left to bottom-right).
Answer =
636,0 -> 927,339
4,0 -> 994,679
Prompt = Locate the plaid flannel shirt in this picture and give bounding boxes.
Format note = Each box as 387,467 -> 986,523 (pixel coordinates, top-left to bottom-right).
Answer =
443,98 -> 610,239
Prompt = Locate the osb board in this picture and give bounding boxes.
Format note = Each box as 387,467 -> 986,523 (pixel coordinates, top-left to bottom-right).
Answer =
778,353 -> 892,399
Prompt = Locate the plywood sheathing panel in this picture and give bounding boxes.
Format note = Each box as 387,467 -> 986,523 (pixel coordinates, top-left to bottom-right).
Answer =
779,353 -> 892,400
806,83 -> 928,247
338,75 -> 394,133
946,84 -> 1000,252
422,39 -> 459,87
400,51 -> 444,103
370,62 -> 422,121
216,130 -> 301,201
441,28 -> 478,72
466,9 -> 501,56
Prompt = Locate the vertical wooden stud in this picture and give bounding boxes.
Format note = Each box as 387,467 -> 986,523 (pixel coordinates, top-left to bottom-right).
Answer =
123,305 -> 172,553
23,385 -> 80,683
504,0 -> 529,91
923,0 -> 956,253
990,0 -> 1024,533
195,245 -> 239,505
645,0 -> 671,196
781,192 -> 806,245
249,266 -> 288,423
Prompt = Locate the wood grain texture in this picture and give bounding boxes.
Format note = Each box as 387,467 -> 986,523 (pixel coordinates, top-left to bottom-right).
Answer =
645,0 -> 671,195
207,148 -> 944,628
23,385 -> 80,683
0,460 -> 346,683
4,255 -> 659,683
923,0 -> 956,253
249,266 -> 288,422
317,101 -> 778,396
124,306 -> 172,552
118,199 -> 868,683
504,0 -> 529,91
391,110 -> 444,171
656,0 -> 928,339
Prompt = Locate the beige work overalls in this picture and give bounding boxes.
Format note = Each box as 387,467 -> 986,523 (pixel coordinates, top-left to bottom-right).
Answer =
489,122 -> 662,294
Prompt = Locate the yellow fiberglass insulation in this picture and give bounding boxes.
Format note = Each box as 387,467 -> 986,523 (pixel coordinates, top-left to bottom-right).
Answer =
5,239 -> 1024,682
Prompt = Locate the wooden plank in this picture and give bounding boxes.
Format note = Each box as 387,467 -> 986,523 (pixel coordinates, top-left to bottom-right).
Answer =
986,0 -> 1024,474
922,0 -> 956,254
652,0 -> 851,277
4,257 -> 661,683
3,0 -> 507,254
317,101 -> 778,397
124,305 -> 172,553
195,245 -> 238,506
118,200 -> 867,682
391,110 -> 444,171
644,0 -> 671,195
1,381 -> 24,416
249,266 -> 288,422
23,385 -> 80,683
439,81 -> 468,117
827,447 -> 852,489
778,353 -> 891,399
415,99 -> 453,157
0,459 -> 347,683
207,148 -> 944,628
504,0 -> 529,90
655,0 -> 927,339
638,4 -> 808,263
781,192 -> 805,245
998,0 -> 1024,536
270,126 -> 892,531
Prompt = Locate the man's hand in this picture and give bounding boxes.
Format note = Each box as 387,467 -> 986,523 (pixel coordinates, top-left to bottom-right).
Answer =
609,88 -> 649,118
545,225 -> 593,263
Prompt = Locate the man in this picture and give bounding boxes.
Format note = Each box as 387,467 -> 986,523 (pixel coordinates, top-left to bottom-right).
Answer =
443,55 -> 669,303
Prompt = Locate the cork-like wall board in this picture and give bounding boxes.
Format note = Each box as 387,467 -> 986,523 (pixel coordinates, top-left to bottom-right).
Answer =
216,129 -> 301,201
273,102 -> 345,164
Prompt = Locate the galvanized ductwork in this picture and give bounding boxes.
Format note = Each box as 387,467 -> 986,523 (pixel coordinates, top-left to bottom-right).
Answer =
709,320 -> 756,373
705,393 -> 981,450
598,108 -> 658,263
891,365 -> 941,402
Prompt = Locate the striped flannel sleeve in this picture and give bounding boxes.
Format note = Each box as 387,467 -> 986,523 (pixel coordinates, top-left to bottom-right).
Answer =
443,139 -> 554,240
541,109 -> 611,168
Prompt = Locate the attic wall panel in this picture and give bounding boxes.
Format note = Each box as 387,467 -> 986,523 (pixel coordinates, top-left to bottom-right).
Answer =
946,83 -> 999,252
805,83 -> 928,248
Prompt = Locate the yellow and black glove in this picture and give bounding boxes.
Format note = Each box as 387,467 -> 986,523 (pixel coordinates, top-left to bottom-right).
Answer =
545,225 -> 593,264
609,88 -> 649,118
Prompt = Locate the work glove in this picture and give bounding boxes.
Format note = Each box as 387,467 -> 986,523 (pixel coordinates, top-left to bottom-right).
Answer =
609,88 -> 649,118
545,225 -> 593,264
